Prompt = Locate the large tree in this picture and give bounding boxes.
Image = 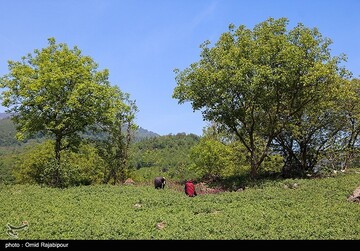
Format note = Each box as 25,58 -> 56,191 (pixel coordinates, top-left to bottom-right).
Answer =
173,17 -> 347,178
0,38 -> 125,186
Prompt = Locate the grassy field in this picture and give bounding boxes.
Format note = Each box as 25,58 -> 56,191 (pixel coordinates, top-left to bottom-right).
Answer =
0,172 -> 359,240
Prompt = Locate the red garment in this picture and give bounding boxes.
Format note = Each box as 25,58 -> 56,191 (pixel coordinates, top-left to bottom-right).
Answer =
185,181 -> 197,197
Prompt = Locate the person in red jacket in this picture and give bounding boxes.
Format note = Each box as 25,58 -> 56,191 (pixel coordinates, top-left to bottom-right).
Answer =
184,180 -> 197,197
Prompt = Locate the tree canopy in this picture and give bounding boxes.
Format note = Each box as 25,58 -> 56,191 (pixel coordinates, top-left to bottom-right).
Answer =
173,17 -> 350,177
0,38 -> 136,186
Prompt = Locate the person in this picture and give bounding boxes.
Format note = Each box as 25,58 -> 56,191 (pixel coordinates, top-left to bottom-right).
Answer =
154,176 -> 166,189
184,180 -> 197,197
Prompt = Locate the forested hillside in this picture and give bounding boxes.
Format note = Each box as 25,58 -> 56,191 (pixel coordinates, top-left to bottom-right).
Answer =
129,133 -> 200,182
0,117 -> 19,146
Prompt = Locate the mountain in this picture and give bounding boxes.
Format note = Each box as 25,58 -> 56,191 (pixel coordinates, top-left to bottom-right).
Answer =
135,127 -> 159,140
0,113 -> 159,147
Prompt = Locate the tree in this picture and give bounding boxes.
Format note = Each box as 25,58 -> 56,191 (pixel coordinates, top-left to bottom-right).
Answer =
173,18 -> 347,178
0,38 -> 122,187
96,91 -> 139,185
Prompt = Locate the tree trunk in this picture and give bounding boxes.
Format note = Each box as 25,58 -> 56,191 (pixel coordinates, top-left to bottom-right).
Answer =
250,163 -> 258,178
299,139 -> 309,173
249,150 -> 259,179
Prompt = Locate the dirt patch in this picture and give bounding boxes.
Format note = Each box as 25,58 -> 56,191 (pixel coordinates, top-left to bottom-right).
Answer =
348,186 -> 360,203
196,182 -> 225,194
124,178 -> 135,185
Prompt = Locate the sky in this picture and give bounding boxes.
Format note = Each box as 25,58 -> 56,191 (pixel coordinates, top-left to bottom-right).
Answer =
0,0 -> 359,136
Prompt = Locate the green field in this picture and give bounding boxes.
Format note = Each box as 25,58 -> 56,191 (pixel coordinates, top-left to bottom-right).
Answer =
1,172 -> 359,240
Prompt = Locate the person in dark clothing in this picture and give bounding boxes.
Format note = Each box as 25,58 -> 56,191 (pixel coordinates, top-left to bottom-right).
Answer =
184,180 -> 197,197
154,176 -> 166,189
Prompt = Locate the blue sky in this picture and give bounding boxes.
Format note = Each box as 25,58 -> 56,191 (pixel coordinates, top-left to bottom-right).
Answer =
0,0 -> 359,136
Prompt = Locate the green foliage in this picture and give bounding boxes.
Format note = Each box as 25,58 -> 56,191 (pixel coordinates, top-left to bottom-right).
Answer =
93,91 -> 138,185
130,133 -> 200,181
190,137 -> 283,180
0,172 -> 359,239
0,158 -> 16,185
173,17 -> 350,178
1,38 -> 114,141
13,141 -> 54,185
61,143 -> 106,186
260,154 -> 284,174
0,144 -> 41,185
189,125 -> 283,181
13,140 -> 105,187
275,78 -> 360,177
0,38 -> 132,187
190,138 -> 236,178
0,118 -> 20,146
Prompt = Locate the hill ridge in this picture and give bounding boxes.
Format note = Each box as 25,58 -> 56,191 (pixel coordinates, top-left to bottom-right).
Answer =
0,113 -> 159,146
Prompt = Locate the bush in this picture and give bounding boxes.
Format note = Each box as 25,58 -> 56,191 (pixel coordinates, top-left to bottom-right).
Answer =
190,138 -> 249,179
13,140 -> 105,187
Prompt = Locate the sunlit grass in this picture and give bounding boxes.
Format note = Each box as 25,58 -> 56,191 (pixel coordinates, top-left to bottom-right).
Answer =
0,172 -> 359,240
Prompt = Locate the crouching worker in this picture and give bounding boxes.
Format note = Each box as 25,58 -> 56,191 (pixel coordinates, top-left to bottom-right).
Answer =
154,176 -> 166,189
185,180 -> 197,197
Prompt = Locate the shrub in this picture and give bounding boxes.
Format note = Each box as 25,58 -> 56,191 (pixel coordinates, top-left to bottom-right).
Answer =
13,140 -> 105,187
